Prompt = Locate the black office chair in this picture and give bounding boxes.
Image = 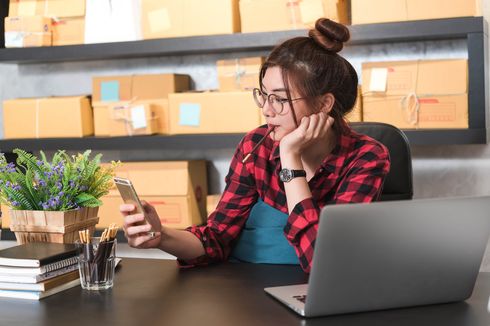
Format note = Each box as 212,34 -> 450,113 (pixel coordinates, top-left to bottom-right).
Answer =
350,122 -> 413,201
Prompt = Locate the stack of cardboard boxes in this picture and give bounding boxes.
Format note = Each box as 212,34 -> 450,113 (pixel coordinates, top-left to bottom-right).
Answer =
362,59 -> 468,129
99,161 -> 208,229
352,0 -> 481,25
92,74 -> 191,136
141,0 -> 241,39
5,0 -> 86,47
4,0 -> 484,47
239,0 -> 349,33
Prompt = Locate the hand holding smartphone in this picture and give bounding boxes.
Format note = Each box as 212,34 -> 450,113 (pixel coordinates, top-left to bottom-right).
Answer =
114,177 -> 153,229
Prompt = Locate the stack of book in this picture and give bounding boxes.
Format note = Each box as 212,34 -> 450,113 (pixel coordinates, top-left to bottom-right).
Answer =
0,242 -> 80,300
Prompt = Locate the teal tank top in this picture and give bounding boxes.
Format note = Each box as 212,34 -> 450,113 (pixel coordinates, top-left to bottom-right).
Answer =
231,199 -> 299,264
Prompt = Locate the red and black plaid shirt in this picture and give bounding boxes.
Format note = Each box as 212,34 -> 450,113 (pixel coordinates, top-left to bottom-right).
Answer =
180,124 -> 390,273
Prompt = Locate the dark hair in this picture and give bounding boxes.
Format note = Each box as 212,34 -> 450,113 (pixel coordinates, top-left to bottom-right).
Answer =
259,18 -> 358,133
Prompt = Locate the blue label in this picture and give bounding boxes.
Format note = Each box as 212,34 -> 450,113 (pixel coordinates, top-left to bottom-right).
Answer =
179,103 -> 201,127
101,81 -> 120,102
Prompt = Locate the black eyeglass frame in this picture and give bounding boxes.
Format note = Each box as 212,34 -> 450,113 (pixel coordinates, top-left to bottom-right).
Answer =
252,88 -> 306,115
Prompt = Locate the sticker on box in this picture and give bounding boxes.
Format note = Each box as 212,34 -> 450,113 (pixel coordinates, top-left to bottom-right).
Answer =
148,8 -> 171,33
179,103 -> 201,127
131,105 -> 147,129
4,32 -> 24,48
101,81 -> 120,102
369,68 -> 389,92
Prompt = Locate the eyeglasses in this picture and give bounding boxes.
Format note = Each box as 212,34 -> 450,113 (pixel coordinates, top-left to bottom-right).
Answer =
253,88 -> 306,114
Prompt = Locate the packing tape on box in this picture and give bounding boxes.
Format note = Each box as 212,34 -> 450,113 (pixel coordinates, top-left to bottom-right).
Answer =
35,98 -> 44,138
221,60 -> 247,89
399,92 -> 420,127
221,60 -> 260,90
109,102 -> 157,136
286,0 -> 301,28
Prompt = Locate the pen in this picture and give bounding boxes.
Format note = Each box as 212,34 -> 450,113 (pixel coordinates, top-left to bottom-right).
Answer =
242,127 -> 275,164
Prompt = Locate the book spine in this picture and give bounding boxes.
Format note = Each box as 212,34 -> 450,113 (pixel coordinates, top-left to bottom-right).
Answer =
41,256 -> 78,274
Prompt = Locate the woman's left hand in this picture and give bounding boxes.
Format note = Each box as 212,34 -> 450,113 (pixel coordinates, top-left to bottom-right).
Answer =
279,111 -> 334,156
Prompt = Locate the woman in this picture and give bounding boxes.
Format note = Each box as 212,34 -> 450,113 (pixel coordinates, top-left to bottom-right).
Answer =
120,18 -> 390,273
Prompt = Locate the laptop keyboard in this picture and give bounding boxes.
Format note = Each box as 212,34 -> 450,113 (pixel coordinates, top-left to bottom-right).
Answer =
292,295 -> 307,303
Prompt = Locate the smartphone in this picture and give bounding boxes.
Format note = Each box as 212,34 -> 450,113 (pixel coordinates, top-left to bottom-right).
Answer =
114,177 -> 148,225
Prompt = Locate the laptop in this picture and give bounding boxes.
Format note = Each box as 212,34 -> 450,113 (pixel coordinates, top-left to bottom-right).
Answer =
265,196 -> 490,317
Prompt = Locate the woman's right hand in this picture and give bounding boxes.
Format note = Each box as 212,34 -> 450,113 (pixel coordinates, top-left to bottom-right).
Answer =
120,201 -> 163,249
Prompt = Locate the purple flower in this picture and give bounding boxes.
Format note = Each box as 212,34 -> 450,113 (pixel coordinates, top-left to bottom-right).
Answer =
36,160 -> 43,166
39,180 -> 47,187
56,181 -> 62,190
42,202 -> 49,210
5,181 -> 10,187
6,163 -> 15,173
69,180 -> 76,188
12,184 -> 21,191
11,201 -> 19,207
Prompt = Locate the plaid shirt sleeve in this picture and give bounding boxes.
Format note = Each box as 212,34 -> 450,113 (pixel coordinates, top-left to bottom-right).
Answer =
178,137 -> 258,268
284,143 -> 390,273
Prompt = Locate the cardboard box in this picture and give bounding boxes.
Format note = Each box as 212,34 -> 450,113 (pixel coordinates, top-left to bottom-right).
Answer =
346,85 -> 362,123
94,106 -> 111,137
52,17 -> 85,46
9,0 -> 85,18
9,0 -> 85,46
92,74 -> 190,104
407,0 -> 481,20
168,91 -> 262,134
206,194 -> 222,217
352,0 -> 481,25
3,96 -> 94,138
92,74 -> 188,135
95,99 -> 169,136
217,57 -> 264,92
363,94 -> 468,129
98,161 -> 208,229
107,102 -> 159,137
4,16 -> 52,47
141,0 -> 240,39
85,0 -> 141,44
240,0 -> 349,33
361,59 -> 468,129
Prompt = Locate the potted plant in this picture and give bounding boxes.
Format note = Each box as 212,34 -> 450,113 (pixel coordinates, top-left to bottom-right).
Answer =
0,149 -> 119,244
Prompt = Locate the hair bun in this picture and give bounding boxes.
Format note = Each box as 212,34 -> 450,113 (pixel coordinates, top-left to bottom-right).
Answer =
308,18 -> 350,53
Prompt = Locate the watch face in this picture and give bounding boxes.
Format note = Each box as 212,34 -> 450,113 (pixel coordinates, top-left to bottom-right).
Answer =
279,169 -> 293,182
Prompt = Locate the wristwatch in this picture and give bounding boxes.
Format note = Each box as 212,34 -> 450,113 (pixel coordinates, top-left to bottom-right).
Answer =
279,168 -> 307,183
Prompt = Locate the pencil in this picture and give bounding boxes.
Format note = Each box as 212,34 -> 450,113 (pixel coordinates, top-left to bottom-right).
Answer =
241,127 -> 275,164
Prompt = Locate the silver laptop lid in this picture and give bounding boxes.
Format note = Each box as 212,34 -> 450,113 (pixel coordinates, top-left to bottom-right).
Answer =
305,196 -> 490,317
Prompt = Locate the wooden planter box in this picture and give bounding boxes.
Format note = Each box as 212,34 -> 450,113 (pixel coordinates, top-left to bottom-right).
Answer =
9,207 -> 99,244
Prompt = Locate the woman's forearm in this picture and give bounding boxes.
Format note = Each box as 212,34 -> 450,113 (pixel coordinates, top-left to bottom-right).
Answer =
158,227 -> 206,259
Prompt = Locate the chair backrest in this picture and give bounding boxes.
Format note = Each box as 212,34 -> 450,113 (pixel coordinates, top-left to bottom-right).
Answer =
350,122 -> 413,201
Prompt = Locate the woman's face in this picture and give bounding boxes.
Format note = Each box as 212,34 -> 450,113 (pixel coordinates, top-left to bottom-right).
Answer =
260,66 -> 310,141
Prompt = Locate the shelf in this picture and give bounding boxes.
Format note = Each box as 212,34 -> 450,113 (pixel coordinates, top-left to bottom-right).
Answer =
0,16 -> 487,146
0,134 -> 246,152
0,17 -> 485,64
0,129 -> 485,153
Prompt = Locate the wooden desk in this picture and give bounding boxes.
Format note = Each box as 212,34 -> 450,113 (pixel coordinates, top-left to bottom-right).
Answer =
0,258 -> 489,326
